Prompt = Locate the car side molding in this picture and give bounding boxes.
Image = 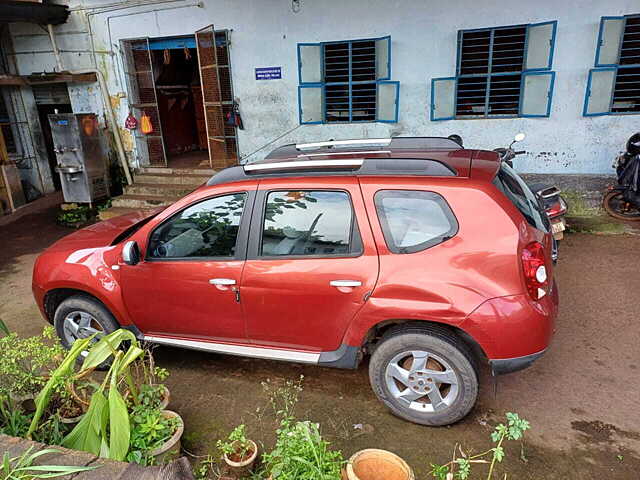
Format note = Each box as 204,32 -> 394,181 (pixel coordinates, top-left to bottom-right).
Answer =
142,335 -> 360,369
143,335 -> 320,364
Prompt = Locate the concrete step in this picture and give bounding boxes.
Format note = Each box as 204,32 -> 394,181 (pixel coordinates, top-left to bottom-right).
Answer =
98,206 -> 156,221
111,194 -> 176,209
133,172 -> 211,186
137,167 -> 216,176
124,183 -> 197,198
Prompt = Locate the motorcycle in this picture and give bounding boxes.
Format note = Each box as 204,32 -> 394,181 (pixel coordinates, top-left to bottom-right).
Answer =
603,132 -> 640,221
493,133 -> 568,241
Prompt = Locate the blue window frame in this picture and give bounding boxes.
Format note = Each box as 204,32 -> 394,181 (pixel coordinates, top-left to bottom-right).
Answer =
297,36 -> 399,124
584,14 -> 640,116
431,21 -> 557,121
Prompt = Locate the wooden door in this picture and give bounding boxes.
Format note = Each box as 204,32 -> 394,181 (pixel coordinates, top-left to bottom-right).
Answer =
121,37 -> 167,166
195,25 -> 236,169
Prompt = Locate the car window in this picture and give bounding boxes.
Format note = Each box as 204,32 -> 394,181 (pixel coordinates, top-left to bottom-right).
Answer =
147,193 -> 246,259
375,190 -> 458,254
492,163 -> 550,233
261,191 -> 357,257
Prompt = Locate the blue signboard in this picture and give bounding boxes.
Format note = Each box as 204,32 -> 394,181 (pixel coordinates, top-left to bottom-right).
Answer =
255,67 -> 282,80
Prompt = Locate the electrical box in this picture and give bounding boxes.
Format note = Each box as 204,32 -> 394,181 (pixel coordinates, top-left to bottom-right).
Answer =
49,113 -> 109,204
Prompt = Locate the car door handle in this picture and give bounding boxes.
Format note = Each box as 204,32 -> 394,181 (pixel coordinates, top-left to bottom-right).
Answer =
209,278 -> 236,286
329,280 -> 362,288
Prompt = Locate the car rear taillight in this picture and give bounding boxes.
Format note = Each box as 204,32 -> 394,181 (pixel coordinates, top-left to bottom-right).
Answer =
521,241 -> 549,301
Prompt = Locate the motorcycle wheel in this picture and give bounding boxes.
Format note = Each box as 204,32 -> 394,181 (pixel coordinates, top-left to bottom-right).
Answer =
603,190 -> 640,221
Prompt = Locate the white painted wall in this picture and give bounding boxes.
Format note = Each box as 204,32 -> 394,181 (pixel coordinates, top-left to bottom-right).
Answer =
8,0 -> 640,174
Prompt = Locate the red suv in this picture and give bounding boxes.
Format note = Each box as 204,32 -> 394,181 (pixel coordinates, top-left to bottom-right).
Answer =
33,138 -> 558,426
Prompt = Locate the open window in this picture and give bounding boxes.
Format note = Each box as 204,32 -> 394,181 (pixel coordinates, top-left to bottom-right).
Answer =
297,36 -> 399,124
584,14 -> 640,116
430,21 -> 557,120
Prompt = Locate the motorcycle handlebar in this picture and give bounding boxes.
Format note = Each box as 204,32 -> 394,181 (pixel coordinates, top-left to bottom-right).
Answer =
514,150 -> 526,155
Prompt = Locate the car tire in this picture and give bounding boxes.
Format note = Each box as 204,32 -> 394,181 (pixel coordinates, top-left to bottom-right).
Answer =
54,294 -> 119,350
369,325 -> 478,426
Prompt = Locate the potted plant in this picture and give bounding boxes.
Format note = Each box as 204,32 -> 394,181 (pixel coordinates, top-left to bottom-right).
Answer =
127,403 -> 183,465
27,329 -> 145,461
217,424 -> 258,475
262,420 -> 343,480
54,379 -> 96,425
129,349 -> 171,410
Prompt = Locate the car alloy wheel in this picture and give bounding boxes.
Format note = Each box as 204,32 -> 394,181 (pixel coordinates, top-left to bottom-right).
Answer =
369,326 -> 478,426
385,350 -> 459,413
62,310 -> 106,344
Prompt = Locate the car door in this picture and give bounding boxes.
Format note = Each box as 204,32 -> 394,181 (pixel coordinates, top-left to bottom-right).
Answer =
120,188 -> 254,342
240,177 -> 379,352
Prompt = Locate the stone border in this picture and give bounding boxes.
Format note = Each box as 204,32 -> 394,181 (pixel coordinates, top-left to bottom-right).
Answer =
0,434 -> 194,480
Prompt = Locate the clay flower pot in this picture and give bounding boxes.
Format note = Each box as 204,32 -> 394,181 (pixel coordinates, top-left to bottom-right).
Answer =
345,449 -> 414,480
223,439 -> 258,475
149,410 -> 184,464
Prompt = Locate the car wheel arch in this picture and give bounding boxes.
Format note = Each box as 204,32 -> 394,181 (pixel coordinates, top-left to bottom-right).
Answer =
44,288 -> 121,326
361,319 -> 488,367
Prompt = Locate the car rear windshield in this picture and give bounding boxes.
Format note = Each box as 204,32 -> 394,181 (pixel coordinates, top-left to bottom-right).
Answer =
492,163 -> 550,233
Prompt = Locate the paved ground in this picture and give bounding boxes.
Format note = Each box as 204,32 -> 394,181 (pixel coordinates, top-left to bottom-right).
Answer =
1,207 -> 639,479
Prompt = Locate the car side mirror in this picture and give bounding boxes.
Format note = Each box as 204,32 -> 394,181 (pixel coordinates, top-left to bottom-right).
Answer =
122,241 -> 140,266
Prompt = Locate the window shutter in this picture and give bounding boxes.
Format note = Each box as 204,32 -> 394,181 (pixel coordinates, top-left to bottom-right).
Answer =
298,43 -> 322,84
595,17 -> 624,67
375,36 -> 391,80
299,85 -> 323,124
520,72 -> 554,117
583,68 -> 616,116
431,77 -> 456,121
525,21 -> 557,71
376,81 -> 399,122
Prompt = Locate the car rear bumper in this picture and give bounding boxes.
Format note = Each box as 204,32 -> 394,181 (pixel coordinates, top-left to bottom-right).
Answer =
489,348 -> 546,375
460,280 -> 558,362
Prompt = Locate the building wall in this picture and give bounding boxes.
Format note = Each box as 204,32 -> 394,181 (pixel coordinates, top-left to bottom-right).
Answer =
7,0 -> 640,176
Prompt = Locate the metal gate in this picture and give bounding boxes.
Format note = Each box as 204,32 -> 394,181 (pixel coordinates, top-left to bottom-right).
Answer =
121,37 -> 167,166
195,25 -> 235,169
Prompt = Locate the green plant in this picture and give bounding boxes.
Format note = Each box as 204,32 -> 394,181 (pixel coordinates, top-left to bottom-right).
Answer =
29,415 -> 69,447
0,446 -> 97,479
261,421 -> 343,480
28,330 -> 144,462
0,318 -> 9,336
128,350 -> 170,410
261,375 -> 304,424
430,412 -> 531,480
56,205 -> 95,226
194,455 -> 219,480
217,424 -> 253,462
127,405 -> 179,466
0,398 -> 30,438
0,327 -> 64,398
259,376 -> 343,479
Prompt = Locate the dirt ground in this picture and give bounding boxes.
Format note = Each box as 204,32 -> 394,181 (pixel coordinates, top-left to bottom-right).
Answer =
1,207 -> 639,479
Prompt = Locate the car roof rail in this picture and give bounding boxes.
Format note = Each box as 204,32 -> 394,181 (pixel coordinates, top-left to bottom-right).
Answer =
295,138 -> 392,150
243,158 -> 364,172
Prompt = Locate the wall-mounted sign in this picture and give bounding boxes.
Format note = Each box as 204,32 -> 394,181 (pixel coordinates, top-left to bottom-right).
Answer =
255,67 -> 282,80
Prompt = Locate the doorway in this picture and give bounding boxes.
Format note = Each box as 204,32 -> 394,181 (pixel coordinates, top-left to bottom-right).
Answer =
121,31 -> 238,170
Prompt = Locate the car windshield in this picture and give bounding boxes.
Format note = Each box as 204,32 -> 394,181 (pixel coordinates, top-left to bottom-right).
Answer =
493,163 -> 550,233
